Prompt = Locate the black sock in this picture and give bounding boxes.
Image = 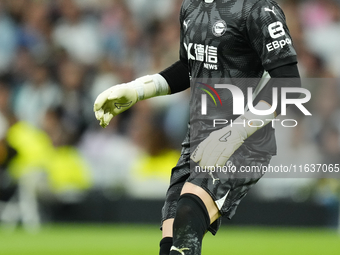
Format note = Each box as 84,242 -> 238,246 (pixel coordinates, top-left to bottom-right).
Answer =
169,194 -> 210,255
159,237 -> 173,255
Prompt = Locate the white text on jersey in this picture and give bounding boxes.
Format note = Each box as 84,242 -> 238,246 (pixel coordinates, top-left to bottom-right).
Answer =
184,43 -> 218,70
266,38 -> 292,52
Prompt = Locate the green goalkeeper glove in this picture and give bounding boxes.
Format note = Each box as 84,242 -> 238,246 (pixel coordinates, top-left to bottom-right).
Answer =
94,74 -> 169,128
191,101 -> 276,168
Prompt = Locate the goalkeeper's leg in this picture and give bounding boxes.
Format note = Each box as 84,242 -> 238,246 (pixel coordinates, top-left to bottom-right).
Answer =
169,183 -> 220,255
163,146 -> 271,255
159,138 -> 220,255
160,219 -> 174,255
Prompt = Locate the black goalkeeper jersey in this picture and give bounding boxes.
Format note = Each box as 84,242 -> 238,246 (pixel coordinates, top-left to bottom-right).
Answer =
181,0 -> 298,155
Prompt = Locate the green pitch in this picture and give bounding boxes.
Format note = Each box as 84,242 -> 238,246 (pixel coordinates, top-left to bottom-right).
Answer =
0,224 -> 339,255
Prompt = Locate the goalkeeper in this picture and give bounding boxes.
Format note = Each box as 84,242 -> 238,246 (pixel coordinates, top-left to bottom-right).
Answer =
94,0 -> 301,255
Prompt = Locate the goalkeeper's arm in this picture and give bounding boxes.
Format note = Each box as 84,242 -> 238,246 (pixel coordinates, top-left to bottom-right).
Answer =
191,63 -> 301,167
94,60 -> 190,127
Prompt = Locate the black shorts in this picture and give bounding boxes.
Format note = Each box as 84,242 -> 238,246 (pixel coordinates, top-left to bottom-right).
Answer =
161,144 -> 271,235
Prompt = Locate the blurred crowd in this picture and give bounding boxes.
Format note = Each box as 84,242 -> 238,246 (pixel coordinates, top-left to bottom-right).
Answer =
0,0 -> 339,228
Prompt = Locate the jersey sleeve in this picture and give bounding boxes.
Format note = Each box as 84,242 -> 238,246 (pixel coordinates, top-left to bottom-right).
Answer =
246,0 -> 297,71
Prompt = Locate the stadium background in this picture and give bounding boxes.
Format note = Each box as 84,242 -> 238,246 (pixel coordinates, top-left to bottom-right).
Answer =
0,0 -> 339,254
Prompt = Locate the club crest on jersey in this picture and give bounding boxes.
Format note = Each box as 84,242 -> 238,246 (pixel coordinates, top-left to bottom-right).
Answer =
212,20 -> 227,37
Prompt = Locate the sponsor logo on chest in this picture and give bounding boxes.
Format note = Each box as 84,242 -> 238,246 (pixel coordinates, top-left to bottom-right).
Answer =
184,42 -> 218,70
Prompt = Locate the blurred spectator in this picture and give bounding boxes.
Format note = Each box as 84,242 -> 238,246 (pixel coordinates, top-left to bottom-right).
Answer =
303,0 -> 340,75
13,62 -> 62,128
309,81 -> 340,139
297,49 -> 332,78
58,59 -> 92,143
89,59 -> 121,103
148,17 -> 180,73
301,0 -> 340,29
0,82 -> 13,123
42,108 -> 71,147
79,116 -> 139,192
3,0 -> 27,25
53,0 -> 102,65
18,0 -> 52,62
126,0 -> 174,28
100,0 -> 131,67
319,125 -> 340,165
11,47 -> 36,85
127,101 -> 180,198
0,3 -> 18,73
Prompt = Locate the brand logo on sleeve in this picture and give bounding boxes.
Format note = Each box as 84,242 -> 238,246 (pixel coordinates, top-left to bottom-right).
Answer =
183,19 -> 190,30
264,6 -> 276,15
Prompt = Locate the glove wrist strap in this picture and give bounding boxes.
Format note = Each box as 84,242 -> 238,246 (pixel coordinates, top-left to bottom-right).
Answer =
132,74 -> 169,101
